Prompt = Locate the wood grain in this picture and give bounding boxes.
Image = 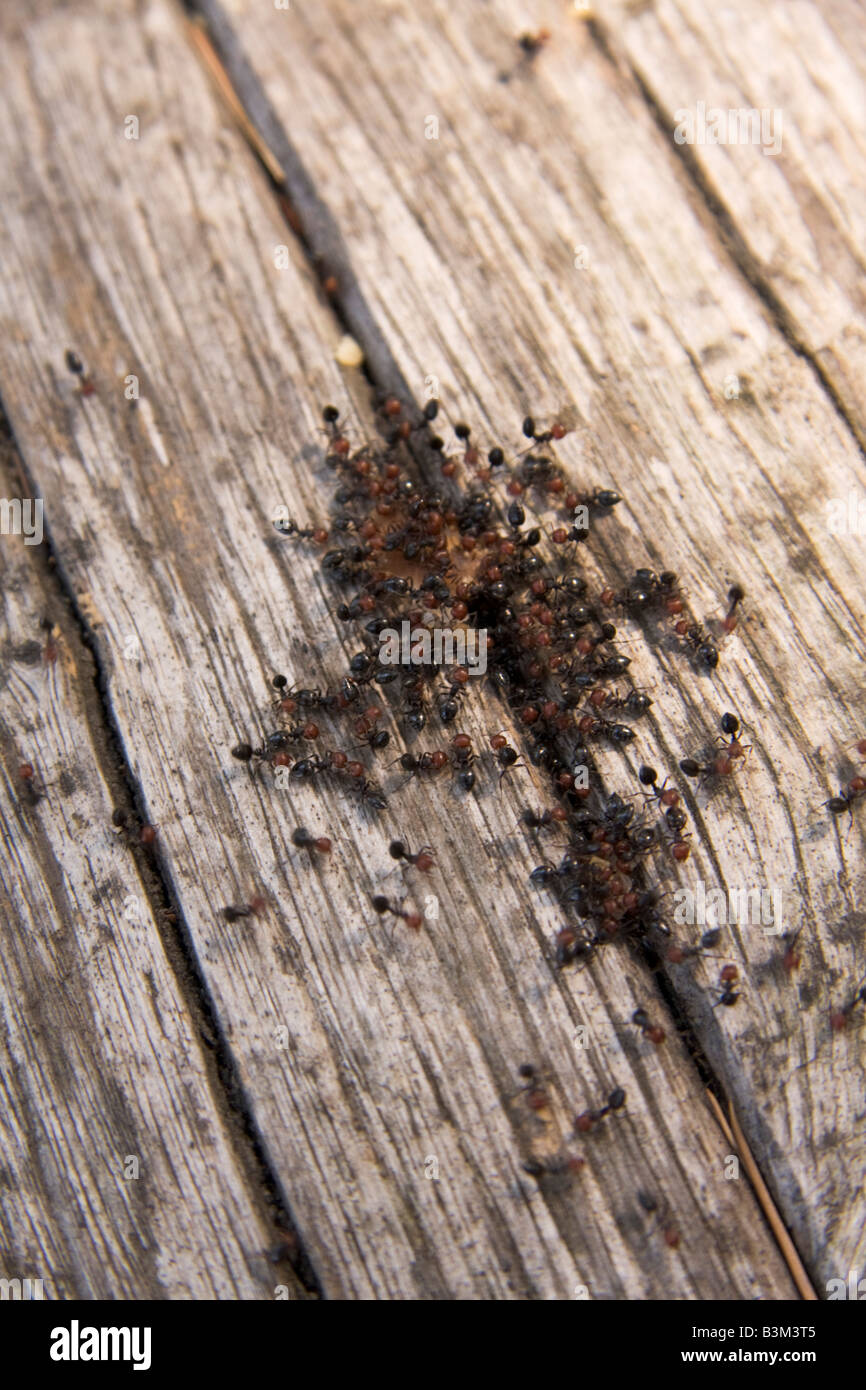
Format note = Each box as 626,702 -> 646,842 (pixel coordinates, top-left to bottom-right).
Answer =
588,0 -> 866,451
0,0 -> 804,1296
0,427 -> 294,1299
194,0 -> 866,1292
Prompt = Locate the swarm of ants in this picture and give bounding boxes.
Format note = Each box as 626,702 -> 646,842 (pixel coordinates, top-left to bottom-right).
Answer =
217,389 -> 865,1071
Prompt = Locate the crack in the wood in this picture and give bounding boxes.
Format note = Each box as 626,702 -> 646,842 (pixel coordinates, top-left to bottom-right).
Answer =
0,405 -> 322,1300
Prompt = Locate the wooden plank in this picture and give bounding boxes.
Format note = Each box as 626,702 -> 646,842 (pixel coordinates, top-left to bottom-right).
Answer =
193,0 -> 866,1292
0,0 -> 799,1296
0,426 -> 295,1299
585,0 -> 866,451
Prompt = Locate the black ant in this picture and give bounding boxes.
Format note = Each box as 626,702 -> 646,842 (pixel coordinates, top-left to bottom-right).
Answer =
587,687 -> 653,717
354,726 -> 391,752
438,678 -> 468,724
581,714 -> 636,747
489,733 -> 525,786
358,779 -> 388,811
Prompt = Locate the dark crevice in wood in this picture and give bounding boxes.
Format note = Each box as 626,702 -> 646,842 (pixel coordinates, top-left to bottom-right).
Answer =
586,14 -> 866,468
0,402 -> 321,1299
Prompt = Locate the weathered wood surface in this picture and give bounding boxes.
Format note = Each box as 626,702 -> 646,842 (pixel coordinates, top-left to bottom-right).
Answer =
0,428 -> 293,1299
191,0 -> 866,1289
588,0 -> 866,450
0,0 -> 861,1299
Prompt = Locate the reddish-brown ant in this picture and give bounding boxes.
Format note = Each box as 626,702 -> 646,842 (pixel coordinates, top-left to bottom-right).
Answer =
489,733 -> 525,786
370,894 -> 422,931
680,713 -> 747,782
574,1086 -> 626,1133
825,778 -> 866,818
389,839 -> 435,872
222,896 -> 268,922
16,762 -> 46,808
713,964 -> 741,1007
663,928 -> 722,965
722,585 -> 745,634
111,806 -> 157,845
631,1007 -> 666,1045
65,347 -> 96,396
520,806 -> 568,832
517,1063 -> 549,1112
291,827 -> 333,855
830,973 -> 866,1031
450,732 -> 476,790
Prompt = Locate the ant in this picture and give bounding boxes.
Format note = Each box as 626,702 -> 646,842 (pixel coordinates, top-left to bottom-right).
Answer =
522,1153 -> 586,1178
637,765 -> 682,810
291,827 -> 333,855
111,807 -> 157,845
830,973 -> 866,1031
517,1062 -> 549,1113
631,1008 -> 666,1046
672,616 -> 718,670
16,762 -> 45,808
574,1086 -> 627,1133
354,726 -> 391,752
273,517 -> 329,544
221,896 -> 268,922
370,894 -> 422,932
780,928 -> 803,974
663,928 -> 722,965
489,733 -> 525,785
389,840 -> 435,872
39,616 -> 58,665
520,806 -> 568,832
577,713 -> 636,747
713,964 -> 741,1007
396,749 -> 449,780
553,925 -> 598,967
450,733 -> 476,790
586,687 -> 653,717
358,779 -> 388,811
722,585 -> 745,634
680,713 -> 747,781
438,677 -> 468,724
65,347 -> 96,396
825,777 -> 866,818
